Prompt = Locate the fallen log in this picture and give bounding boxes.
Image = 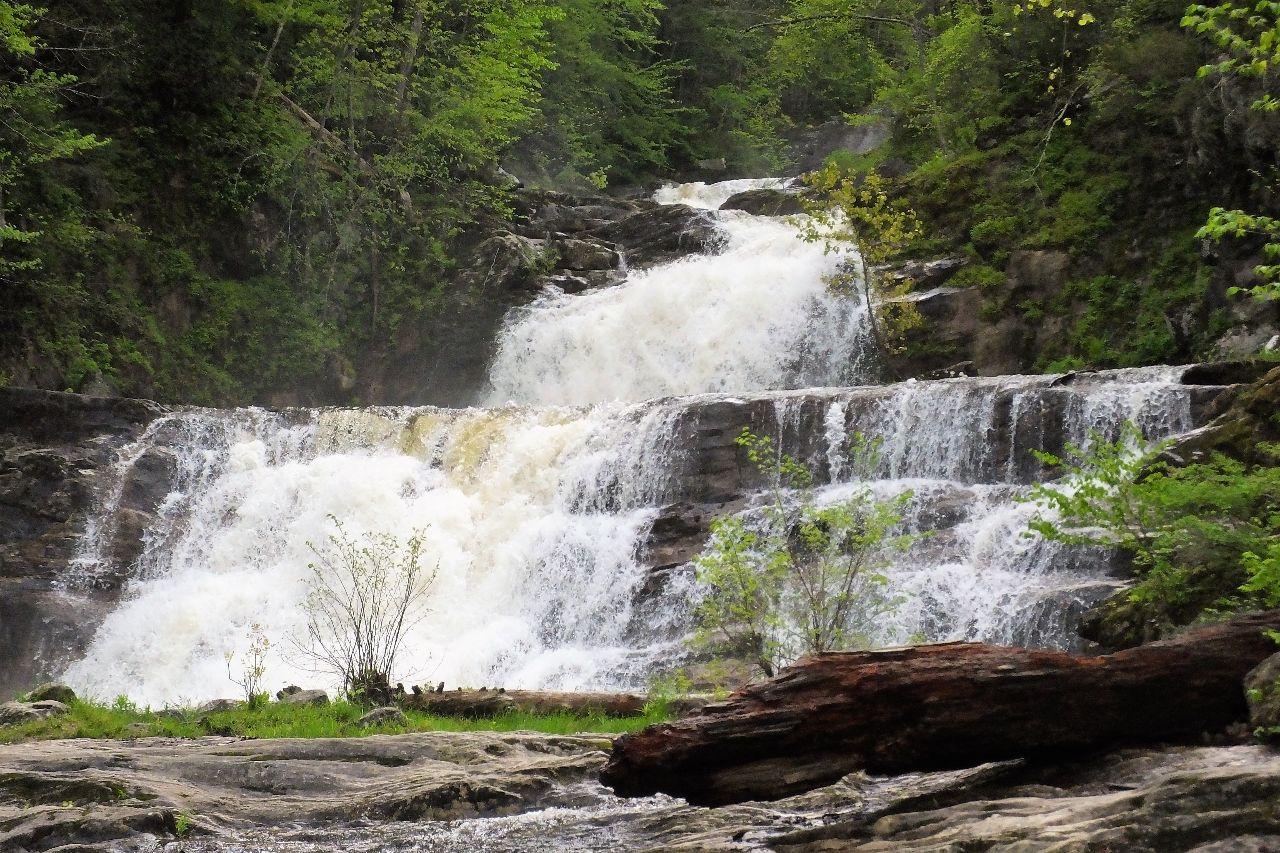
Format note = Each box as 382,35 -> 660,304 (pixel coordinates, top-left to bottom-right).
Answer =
401,689 -> 647,719
600,610 -> 1280,806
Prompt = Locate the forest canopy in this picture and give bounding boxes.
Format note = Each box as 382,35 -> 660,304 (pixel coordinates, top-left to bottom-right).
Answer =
0,0 -> 1275,402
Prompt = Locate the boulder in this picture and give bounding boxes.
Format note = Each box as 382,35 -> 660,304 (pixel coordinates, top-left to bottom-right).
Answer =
1246,652 -> 1280,737
601,610 -> 1280,805
719,188 -> 805,217
195,699 -> 242,714
281,689 -> 329,707
26,682 -> 76,704
1181,359 -> 1280,387
550,237 -> 620,271
0,699 -> 69,726
276,685 -> 302,700
357,706 -> 408,728
886,256 -> 969,290
591,204 -> 722,269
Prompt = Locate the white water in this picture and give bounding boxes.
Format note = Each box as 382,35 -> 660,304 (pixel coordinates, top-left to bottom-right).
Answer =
486,179 -> 873,405
60,180 -> 1202,705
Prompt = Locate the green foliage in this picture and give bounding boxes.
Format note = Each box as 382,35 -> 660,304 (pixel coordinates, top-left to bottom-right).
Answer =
801,165 -> 925,360
692,428 -> 916,679
1024,422 -> 1280,622
1182,3 -> 1280,300
302,518 -> 435,696
0,696 -> 668,744
224,623 -> 272,709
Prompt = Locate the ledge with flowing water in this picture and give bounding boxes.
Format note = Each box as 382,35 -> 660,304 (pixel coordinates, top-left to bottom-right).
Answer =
0,364 -> 1239,705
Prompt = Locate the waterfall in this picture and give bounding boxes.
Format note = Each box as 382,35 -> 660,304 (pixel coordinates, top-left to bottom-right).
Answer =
61,179 -> 1202,706
486,179 -> 874,405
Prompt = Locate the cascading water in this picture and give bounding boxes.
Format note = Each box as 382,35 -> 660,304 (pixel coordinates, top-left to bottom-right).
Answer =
61,179 -> 1202,706
486,180 -> 874,405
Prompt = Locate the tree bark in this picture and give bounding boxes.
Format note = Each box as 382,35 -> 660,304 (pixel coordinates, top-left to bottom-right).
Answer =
601,611 -> 1280,806
401,689 -> 650,718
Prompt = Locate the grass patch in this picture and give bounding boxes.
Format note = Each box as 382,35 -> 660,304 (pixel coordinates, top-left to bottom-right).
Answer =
0,698 -> 669,745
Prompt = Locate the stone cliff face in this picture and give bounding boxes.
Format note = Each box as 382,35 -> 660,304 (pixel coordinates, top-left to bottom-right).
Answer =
359,189 -> 723,407
0,390 -> 165,698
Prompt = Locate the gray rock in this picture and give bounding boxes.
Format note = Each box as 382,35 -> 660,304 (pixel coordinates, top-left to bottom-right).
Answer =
357,707 -> 408,728
591,204 -> 723,269
719,188 -> 805,217
195,699 -> 242,714
551,237 -> 620,271
281,689 -> 329,707
783,119 -> 892,172
276,685 -> 302,700
0,388 -> 165,700
0,730 -> 609,848
26,681 -> 77,704
1246,652 -> 1280,736
0,699 -> 70,725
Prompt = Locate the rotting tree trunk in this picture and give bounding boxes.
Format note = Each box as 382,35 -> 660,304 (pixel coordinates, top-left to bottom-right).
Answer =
601,611 -> 1280,806
401,689 -> 649,719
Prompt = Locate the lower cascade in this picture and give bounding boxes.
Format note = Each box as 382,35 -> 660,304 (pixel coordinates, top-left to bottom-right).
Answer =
60,180 -> 1208,706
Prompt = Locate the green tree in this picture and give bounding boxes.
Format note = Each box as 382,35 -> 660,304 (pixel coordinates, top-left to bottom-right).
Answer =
800,165 -> 924,367
692,428 -> 916,679
1183,1 -> 1280,300
0,2 -> 106,273
301,518 -> 435,700
1023,422 -> 1280,623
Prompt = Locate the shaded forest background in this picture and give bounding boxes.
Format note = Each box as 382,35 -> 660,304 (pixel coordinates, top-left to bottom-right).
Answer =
1,0 -> 1277,404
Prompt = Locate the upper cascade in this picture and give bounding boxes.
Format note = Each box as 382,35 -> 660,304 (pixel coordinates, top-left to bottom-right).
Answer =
485,179 -> 873,406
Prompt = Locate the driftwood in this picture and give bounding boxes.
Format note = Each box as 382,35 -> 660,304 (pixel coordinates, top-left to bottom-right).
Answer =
601,611 -> 1280,806
401,689 -> 647,719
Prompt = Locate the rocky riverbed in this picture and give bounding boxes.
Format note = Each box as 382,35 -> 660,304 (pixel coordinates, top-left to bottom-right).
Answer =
2,731 -> 1278,852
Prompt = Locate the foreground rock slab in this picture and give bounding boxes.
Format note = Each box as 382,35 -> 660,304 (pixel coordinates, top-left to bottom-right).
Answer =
636,746 -> 1280,853
603,611 -> 1280,805
0,731 -> 609,851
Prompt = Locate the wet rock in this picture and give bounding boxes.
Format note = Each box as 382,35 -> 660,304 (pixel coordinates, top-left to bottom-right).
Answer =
551,237 -> 621,271
1161,366 -> 1280,466
0,731 -> 610,848
719,188 -> 805,217
0,388 -> 164,700
455,232 -> 547,292
643,502 -> 728,571
1182,359 -> 1280,387
0,699 -> 69,725
357,707 -> 408,728
592,204 -> 723,269
918,360 -> 977,380
602,611 -> 1280,805
281,689 -> 329,707
118,446 -> 177,514
511,189 -> 640,235
1246,652 -> 1280,737
26,682 -> 76,704
893,287 -> 985,378
768,746 -> 1280,853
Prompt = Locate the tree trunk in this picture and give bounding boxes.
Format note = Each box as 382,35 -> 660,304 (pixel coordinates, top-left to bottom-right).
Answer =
601,611 -> 1280,806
